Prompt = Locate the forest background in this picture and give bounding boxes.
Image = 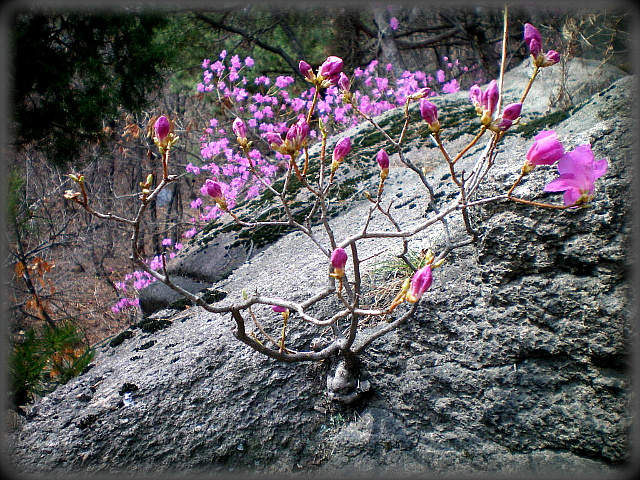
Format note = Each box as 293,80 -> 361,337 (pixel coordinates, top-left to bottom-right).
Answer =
2,0 -> 634,409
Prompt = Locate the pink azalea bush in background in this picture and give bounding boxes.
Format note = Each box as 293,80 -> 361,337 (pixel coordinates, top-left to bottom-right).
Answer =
112,240 -> 183,313
190,51 -> 470,226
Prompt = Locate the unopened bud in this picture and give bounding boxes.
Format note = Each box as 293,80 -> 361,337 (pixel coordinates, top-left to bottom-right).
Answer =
332,137 -> 351,164
63,190 -> 81,201
469,84 -> 483,114
376,148 -> 389,180
154,116 -> 170,143
338,72 -> 350,92
482,80 -> 499,119
501,103 -> 522,122
204,179 -> 227,210
420,99 -> 440,132
318,56 -> 343,78
232,117 -> 248,140
408,87 -> 431,100
495,102 -> 522,132
285,119 -> 309,153
524,23 -> 543,57
274,305 -> 291,322
299,60 -> 314,81
405,265 -> 433,303
330,247 -> 348,279
541,50 -> 560,67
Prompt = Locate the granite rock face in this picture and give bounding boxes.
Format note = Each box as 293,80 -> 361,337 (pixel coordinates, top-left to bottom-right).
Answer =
4,70 -> 634,477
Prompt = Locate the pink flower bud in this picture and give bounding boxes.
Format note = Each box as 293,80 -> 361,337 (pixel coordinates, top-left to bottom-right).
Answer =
496,102 -> 522,131
376,149 -> 389,170
525,130 -> 565,166
482,80 -> 499,117
299,60 -> 314,81
297,119 -> 309,141
338,72 -> 350,92
414,87 -> 431,99
377,148 -> 389,180
542,50 -> 560,67
332,137 -> 351,164
204,179 -> 224,200
154,115 -> 170,141
406,265 -> 433,303
528,39 -> 542,59
318,56 -> 343,78
501,102 -> 522,122
419,99 -> 439,126
264,132 -> 283,147
285,119 -> 309,151
203,179 -> 228,210
497,119 -> 513,131
524,23 -> 542,57
408,87 -> 431,100
331,248 -> 348,276
272,305 -> 288,313
469,85 -> 483,109
232,117 -> 247,139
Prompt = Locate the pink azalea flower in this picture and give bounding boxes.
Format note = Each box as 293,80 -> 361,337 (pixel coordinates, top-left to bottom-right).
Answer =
276,76 -> 294,88
442,78 -> 460,94
525,130 -> 564,166
182,228 -> 197,239
544,144 -> 608,206
230,54 -> 242,69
